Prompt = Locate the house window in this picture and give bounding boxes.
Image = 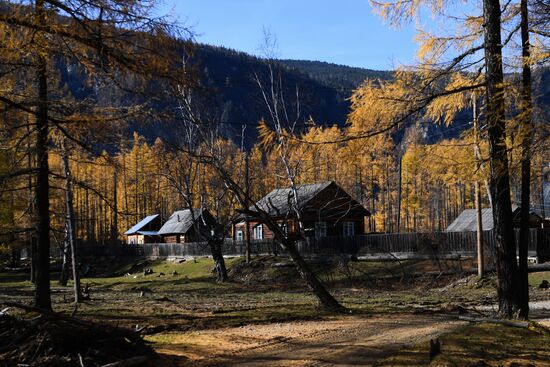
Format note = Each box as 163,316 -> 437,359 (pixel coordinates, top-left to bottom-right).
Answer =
343,221 -> 355,236
315,222 -> 327,238
236,230 -> 243,241
281,222 -> 289,235
253,224 -> 264,240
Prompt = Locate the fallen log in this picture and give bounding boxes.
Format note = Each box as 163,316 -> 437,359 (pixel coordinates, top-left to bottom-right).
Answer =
101,356 -> 148,367
458,315 -> 529,328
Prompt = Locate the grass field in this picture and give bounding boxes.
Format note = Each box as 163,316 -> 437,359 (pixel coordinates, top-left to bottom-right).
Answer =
2,256 -> 550,366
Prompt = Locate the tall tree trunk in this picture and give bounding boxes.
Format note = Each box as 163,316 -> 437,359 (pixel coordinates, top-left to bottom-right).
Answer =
27,122 -> 36,283
122,154 -> 129,231
111,169 -> 118,244
517,0 -> 533,319
396,152 -> 403,232
63,140 -> 82,303
483,0 -> 518,318
541,165 -> 546,220
34,0 -> 51,310
210,240 -> 228,282
473,93 -> 484,277
59,242 -> 70,286
370,165 -> 376,232
245,150 -> 252,263
9,195 -> 19,268
283,238 -> 343,311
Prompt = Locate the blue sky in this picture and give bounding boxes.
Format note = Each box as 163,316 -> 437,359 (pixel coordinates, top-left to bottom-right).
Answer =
158,0 -> 420,70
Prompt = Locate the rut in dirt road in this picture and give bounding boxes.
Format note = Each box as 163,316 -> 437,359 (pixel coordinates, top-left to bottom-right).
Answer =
154,313 -> 465,366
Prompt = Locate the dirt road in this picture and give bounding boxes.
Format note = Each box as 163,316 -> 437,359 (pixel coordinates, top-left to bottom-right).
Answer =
153,313 -> 465,366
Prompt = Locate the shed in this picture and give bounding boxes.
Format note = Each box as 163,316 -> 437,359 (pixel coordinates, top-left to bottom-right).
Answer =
445,208 -> 493,232
157,208 -> 217,243
124,214 -> 161,244
446,206 -> 543,232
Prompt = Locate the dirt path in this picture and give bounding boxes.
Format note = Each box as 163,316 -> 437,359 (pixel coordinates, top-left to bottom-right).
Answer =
153,313 -> 465,366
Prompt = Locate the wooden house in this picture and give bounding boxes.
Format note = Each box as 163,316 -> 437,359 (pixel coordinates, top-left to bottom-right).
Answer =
124,214 -> 161,244
233,181 -> 370,241
158,208 -> 217,243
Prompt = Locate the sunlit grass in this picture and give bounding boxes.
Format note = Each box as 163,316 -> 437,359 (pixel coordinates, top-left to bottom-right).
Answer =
381,322 -> 550,366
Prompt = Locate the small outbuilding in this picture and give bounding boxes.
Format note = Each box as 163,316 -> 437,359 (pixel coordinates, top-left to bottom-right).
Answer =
124,214 -> 161,244
446,206 -> 544,232
445,208 -> 493,232
157,208 -> 217,243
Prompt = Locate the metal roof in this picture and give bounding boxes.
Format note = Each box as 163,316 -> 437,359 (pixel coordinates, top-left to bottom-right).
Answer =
446,204 -> 542,232
445,208 -> 494,232
124,214 -> 160,235
135,231 -> 159,236
157,208 -> 206,235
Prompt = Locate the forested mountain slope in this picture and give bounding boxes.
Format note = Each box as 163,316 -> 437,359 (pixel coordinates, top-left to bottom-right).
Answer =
60,42 -> 549,146
278,59 -> 392,90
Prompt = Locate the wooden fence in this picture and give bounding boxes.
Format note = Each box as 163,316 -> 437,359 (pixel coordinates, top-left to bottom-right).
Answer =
35,228 -> 550,262
303,229 -> 550,261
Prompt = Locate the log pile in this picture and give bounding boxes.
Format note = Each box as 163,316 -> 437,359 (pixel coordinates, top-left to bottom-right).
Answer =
0,303 -> 153,367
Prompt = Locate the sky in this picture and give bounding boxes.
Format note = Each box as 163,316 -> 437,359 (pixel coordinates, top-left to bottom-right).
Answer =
157,0 -> 421,70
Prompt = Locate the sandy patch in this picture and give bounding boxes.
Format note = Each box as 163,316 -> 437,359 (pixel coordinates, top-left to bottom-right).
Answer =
152,313 -> 465,366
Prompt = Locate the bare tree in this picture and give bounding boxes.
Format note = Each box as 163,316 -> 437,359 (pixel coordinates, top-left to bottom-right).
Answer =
170,46 -> 344,310
244,37 -> 344,311
160,55 -> 235,281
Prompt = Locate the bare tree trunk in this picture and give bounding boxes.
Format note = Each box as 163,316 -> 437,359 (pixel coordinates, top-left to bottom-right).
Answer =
475,181 -> 484,276
34,0 -> 51,310
8,195 -> 19,267
59,243 -> 70,286
473,93 -> 484,277
370,165 -> 376,232
396,151 -> 403,232
483,0 -> 518,318
122,153 -> 129,231
541,164 -> 546,220
62,140 -> 82,303
27,122 -> 36,284
245,150 -> 252,263
210,239 -> 228,282
518,0 -> 533,319
111,169 -> 118,244
283,237 -> 343,311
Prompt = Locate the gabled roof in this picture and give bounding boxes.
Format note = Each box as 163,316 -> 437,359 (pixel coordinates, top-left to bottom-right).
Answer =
124,214 -> 160,235
445,208 -> 493,232
446,205 -> 540,232
254,181 -> 333,216
157,208 -> 210,235
249,181 -> 369,218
